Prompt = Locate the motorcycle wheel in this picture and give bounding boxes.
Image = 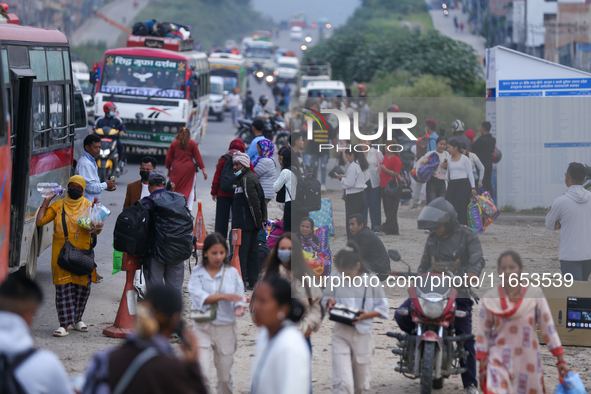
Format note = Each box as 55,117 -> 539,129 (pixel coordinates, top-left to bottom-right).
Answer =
420,342 -> 435,394
99,167 -> 107,183
432,377 -> 444,389
239,129 -> 254,149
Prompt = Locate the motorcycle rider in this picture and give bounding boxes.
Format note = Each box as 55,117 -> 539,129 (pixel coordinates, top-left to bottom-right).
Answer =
92,102 -> 126,173
252,95 -> 275,121
394,197 -> 484,394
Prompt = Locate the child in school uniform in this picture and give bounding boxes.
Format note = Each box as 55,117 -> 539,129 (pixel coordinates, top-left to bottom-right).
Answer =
322,242 -> 389,394
188,233 -> 247,394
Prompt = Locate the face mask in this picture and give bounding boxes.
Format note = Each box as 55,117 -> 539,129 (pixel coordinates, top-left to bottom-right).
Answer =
67,188 -> 82,200
140,170 -> 150,181
234,170 -> 242,177
277,250 -> 291,264
109,111 -> 116,117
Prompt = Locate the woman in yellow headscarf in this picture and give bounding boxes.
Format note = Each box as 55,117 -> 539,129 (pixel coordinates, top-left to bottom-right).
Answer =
36,175 -> 99,337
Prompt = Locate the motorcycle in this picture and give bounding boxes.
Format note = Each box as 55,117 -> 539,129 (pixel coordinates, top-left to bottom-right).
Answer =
94,126 -> 125,182
236,114 -> 290,151
386,250 -> 475,394
253,64 -> 266,84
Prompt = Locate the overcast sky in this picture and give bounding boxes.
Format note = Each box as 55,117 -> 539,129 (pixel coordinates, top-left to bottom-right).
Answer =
251,0 -> 362,27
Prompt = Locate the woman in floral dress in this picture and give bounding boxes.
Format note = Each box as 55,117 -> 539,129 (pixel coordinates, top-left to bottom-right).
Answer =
476,251 -> 569,394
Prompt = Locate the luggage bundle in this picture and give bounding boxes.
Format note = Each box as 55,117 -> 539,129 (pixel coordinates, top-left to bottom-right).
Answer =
132,19 -> 191,39
467,191 -> 500,233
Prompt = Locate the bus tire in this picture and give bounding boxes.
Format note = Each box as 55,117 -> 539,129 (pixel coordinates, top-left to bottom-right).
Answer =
18,232 -> 38,280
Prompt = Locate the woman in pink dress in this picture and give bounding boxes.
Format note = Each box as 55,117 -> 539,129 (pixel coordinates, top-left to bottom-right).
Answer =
165,127 -> 207,212
476,251 -> 569,394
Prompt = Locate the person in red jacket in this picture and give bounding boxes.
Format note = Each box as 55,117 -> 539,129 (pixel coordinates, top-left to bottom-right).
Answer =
211,139 -> 255,239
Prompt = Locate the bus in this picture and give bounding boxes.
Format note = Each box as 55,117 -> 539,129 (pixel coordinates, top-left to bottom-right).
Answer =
241,38 -> 274,71
0,38 -> 8,282
2,23 -> 76,278
208,53 -> 247,94
94,35 -> 210,155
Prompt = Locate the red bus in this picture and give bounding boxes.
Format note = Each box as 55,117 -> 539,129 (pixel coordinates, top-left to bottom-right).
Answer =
1,22 -> 76,279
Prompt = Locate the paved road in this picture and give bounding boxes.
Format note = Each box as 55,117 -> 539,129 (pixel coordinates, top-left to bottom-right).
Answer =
430,8 -> 486,62
30,27 -> 328,367
70,0 -> 150,47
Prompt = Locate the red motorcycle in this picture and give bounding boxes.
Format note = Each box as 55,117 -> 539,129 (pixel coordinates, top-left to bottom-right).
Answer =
387,250 -> 475,394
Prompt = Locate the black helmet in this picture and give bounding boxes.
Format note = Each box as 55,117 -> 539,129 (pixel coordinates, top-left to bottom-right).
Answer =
417,197 -> 458,230
259,95 -> 268,105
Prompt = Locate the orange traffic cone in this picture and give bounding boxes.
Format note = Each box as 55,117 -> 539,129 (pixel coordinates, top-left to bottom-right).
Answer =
103,253 -> 139,338
231,229 -> 242,277
193,201 -> 206,250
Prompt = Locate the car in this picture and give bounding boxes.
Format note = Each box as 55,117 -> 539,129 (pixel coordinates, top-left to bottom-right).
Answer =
274,56 -> 299,83
290,26 -> 303,41
298,75 -> 331,97
299,80 -> 346,106
209,76 -> 227,121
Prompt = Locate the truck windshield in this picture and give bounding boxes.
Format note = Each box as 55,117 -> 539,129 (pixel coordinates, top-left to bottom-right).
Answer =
279,62 -> 297,69
245,47 -> 273,59
308,89 -> 343,98
99,54 -> 187,99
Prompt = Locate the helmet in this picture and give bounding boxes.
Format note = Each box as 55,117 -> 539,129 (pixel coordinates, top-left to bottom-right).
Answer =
358,84 -> 365,90
103,102 -> 116,114
417,197 -> 458,230
259,95 -> 268,105
451,119 -> 464,132
388,104 -> 400,112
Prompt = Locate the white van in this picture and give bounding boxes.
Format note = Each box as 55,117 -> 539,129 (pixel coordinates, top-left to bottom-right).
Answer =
298,75 -> 331,96
275,56 -> 299,83
299,80 -> 346,105
290,26 -> 303,41
209,76 -> 227,122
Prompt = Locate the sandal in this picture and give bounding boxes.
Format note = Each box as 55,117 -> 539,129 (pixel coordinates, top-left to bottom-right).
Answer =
72,321 -> 88,332
53,327 -> 69,337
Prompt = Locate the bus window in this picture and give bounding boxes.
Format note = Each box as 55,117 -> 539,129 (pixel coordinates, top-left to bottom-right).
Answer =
32,86 -> 48,150
74,94 -> 86,128
64,84 -> 71,125
47,50 -> 64,81
63,51 -> 71,80
29,50 -> 47,81
1,50 -> 8,86
49,85 -> 64,146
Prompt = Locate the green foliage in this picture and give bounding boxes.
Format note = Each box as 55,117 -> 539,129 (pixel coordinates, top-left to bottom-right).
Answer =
306,28 -> 483,94
134,0 -> 273,50
71,41 -> 108,67
501,204 -> 516,213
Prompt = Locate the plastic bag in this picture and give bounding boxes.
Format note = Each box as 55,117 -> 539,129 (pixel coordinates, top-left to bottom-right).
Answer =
112,247 -> 122,275
476,191 -> 500,222
77,201 -> 111,232
555,372 -> 587,394
467,197 -> 485,234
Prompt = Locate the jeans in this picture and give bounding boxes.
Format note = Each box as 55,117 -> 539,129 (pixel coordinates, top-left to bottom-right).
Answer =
364,184 -> 382,230
145,258 -> 185,293
237,229 -> 260,286
395,297 -> 477,389
560,260 -> 591,281
244,110 -> 253,120
304,153 -> 328,184
482,163 -> 493,194
412,181 -> 423,206
381,186 -> 401,234
214,196 -> 233,240
229,106 -> 239,125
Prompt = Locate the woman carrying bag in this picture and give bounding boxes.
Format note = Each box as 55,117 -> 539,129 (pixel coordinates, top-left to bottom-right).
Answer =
188,233 -> 247,394
442,139 -> 476,226
36,175 -> 99,337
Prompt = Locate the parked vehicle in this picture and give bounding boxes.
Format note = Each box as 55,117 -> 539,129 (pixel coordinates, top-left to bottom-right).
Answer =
72,74 -> 90,162
209,76 -> 227,121
386,250 -> 475,394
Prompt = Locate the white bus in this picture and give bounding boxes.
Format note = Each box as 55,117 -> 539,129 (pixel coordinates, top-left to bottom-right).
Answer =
94,36 -> 210,155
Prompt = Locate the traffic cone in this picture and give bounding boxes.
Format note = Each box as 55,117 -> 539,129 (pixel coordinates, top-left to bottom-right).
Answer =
231,228 -> 242,277
103,253 -> 139,338
193,201 -> 206,250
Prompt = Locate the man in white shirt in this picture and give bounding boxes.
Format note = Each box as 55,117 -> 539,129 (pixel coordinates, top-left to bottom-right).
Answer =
106,69 -> 127,87
545,162 -> 591,281
227,87 -> 241,127
76,134 -> 116,203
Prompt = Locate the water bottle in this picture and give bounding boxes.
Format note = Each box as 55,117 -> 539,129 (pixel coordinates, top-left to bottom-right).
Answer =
37,182 -> 64,198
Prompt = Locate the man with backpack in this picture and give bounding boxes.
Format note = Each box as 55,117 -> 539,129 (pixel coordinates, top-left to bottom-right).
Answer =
232,152 -> 267,290
83,285 -> 207,394
141,170 -> 194,292
243,90 -> 254,120
211,139 -> 254,239
0,275 -> 74,394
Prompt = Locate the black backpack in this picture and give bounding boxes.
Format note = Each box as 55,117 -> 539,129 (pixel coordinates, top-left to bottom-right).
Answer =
0,348 -> 37,394
219,155 -> 237,194
113,201 -> 152,257
132,21 -> 149,36
291,168 -> 322,212
244,96 -> 255,111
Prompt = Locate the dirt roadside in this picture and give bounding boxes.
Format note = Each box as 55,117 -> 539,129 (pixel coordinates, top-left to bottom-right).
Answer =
34,193 -> 590,393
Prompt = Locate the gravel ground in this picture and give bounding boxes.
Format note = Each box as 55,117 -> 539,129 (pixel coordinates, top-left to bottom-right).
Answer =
35,191 -> 590,393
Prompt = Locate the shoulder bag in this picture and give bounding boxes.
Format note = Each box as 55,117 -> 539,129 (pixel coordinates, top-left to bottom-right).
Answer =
383,166 -> 400,197
328,287 -> 367,326
190,266 -> 226,322
183,148 -> 200,172
56,207 -> 96,276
